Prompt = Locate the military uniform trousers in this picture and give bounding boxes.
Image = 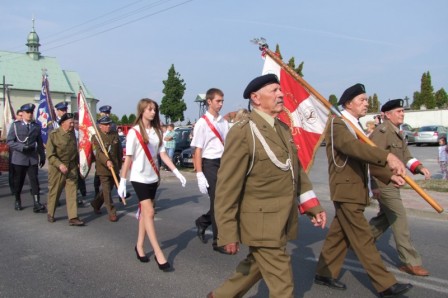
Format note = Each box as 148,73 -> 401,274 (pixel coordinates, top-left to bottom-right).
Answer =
369,185 -> 422,266
316,202 -> 397,292
91,175 -> 116,216
47,163 -> 78,220
214,246 -> 293,298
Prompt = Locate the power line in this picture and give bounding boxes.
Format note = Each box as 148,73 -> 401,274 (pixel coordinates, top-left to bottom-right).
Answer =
4,0 -> 193,54
44,0 -> 193,52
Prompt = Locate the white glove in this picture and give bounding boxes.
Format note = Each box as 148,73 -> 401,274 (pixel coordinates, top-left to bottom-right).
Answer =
172,168 -> 186,187
117,178 -> 127,199
196,172 -> 209,194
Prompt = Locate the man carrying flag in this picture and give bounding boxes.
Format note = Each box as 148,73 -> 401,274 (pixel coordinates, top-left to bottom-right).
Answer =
209,74 -> 326,298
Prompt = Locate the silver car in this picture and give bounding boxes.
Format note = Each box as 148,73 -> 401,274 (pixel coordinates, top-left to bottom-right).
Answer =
400,123 -> 415,144
414,125 -> 447,146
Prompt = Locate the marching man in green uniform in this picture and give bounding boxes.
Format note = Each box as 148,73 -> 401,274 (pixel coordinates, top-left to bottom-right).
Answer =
369,99 -> 431,276
46,113 -> 84,226
90,116 -> 123,222
208,74 -> 326,298
314,84 -> 413,297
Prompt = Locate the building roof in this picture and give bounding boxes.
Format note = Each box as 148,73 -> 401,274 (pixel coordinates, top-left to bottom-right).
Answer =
0,20 -> 95,99
0,51 -> 93,97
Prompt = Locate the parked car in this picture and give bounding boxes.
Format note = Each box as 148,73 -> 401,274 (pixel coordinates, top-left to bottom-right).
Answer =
172,127 -> 192,166
400,123 -> 415,144
179,147 -> 194,168
414,125 -> 447,146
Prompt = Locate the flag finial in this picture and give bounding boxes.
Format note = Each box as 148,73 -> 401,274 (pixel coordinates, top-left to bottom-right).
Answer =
250,37 -> 268,51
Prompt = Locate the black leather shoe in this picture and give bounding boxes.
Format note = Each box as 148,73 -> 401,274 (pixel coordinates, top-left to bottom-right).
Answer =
314,275 -> 346,290
134,246 -> 149,263
195,219 -> 206,243
213,246 -> 231,255
154,256 -> 173,272
379,283 -> 413,297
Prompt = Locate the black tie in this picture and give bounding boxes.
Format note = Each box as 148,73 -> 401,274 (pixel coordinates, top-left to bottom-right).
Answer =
357,121 -> 364,132
26,123 -> 30,131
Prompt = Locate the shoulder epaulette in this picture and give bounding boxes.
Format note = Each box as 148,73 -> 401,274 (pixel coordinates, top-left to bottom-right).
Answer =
379,124 -> 387,133
234,117 -> 249,129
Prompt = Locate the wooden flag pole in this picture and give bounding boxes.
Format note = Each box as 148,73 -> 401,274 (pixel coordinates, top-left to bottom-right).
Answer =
252,39 -> 443,213
79,87 -> 125,205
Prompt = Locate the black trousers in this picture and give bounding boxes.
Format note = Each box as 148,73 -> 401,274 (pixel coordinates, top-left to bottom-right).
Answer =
13,164 -> 40,196
196,158 -> 220,245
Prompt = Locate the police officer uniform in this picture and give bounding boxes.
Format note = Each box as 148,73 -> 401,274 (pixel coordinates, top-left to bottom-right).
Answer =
90,116 -> 123,222
46,113 -> 84,226
6,103 -> 46,212
369,99 -> 429,276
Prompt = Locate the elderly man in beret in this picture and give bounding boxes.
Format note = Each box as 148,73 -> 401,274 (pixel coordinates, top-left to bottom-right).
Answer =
369,99 -> 430,276
314,84 -> 413,297
7,103 -> 46,212
90,116 -> 123,222
46,113 -> 84,226
208,74 -> 326,298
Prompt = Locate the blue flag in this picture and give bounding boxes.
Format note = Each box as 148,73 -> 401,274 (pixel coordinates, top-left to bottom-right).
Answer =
35,75 -> 57,144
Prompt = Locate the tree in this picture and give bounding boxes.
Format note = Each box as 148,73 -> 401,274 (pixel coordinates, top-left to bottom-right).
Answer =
412,71 -> 435,109
160,64 -> 187,123
422,71 -> 435,109
328,94 -> 338,106
275,44 -> 283,60
128,113 -> 136,124
121,114 -> 129,124
110,113 -> 119,124
367,93 -> 380,113
411,91 -> 421,110
434,88 -> 448,109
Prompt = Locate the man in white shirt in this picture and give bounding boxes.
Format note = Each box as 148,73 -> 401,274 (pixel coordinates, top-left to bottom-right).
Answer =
191,88 -> 229,254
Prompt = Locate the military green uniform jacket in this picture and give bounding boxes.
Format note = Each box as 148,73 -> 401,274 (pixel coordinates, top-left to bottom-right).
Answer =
325,116 -> 393,205
93,130 -> 123,176
47,127 -> 78,170
370,120 -> 423,185
215,111 -> 323,248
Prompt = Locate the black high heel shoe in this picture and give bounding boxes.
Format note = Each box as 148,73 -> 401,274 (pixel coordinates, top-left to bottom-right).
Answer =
134,246 -> 149,263
154,256 -> 173,272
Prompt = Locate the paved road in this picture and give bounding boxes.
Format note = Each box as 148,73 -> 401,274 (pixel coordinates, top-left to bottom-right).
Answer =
0,145 -> 446,297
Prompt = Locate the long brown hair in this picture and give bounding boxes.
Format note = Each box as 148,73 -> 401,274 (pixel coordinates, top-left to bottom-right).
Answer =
133,98 -> 162,144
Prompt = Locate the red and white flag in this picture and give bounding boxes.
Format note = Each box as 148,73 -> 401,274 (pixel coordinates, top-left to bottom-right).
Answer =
77,90 -> 95,179
262,55 -> 329,173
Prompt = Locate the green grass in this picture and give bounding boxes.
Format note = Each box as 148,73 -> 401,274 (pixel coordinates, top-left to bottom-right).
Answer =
403,179 -> 448,192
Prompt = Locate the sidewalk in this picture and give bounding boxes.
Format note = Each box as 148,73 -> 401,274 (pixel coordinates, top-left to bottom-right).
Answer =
369,188 -> 448,220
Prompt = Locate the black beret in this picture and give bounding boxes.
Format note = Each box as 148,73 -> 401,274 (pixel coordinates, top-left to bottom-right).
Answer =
59,113 -> 74,125
243,74 -> 280,99
338,83 -> 366,106
381,99 -> 404,112
55,102 -> 68,110
20,103 -> 35,112
98,116 -> 112,124
99,105 -> 112,113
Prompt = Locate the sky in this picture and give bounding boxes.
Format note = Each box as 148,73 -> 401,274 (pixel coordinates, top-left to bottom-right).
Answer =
1,0 -> 447,123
